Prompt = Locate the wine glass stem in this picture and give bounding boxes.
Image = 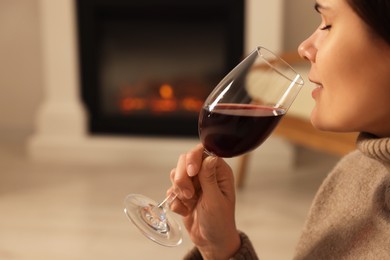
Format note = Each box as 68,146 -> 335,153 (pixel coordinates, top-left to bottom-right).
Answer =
157,149 -> 212,209
157,192 -> 178,208
203,149 -> 214,158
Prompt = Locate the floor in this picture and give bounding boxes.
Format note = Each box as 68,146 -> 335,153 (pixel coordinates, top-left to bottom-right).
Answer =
0,137 -> 339,260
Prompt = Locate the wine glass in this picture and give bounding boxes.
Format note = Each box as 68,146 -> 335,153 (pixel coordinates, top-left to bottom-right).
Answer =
124,46 -> 304,246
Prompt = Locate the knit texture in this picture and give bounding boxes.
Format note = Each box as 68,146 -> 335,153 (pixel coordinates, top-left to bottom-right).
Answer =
294,133 -> 390,259
183,232 -> 258,260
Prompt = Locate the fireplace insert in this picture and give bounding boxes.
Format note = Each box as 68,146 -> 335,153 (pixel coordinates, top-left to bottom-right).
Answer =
76,0 -> 244,137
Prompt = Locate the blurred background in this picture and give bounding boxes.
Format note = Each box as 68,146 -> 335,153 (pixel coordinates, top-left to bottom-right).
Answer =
0,1 -> 345,259
0,0 -> 318,144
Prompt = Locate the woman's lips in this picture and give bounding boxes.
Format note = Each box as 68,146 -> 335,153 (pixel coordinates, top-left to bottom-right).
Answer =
310,80 -> 323,99
312,85 -> 323,99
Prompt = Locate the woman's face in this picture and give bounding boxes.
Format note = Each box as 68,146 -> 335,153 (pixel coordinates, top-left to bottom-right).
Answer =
298,0 -> 390,137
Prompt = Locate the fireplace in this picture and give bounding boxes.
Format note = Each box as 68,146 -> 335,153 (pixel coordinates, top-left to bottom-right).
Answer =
76,0 -> 244,137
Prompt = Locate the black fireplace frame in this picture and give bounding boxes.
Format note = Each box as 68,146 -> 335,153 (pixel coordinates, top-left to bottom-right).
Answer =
76,0 -> 245,137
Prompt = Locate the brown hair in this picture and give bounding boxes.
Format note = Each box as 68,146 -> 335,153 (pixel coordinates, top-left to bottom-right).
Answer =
347,0 -> 390,45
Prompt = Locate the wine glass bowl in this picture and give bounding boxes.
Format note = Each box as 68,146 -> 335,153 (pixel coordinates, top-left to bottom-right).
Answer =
124,46 -> 304,246
199,47 -> 304,157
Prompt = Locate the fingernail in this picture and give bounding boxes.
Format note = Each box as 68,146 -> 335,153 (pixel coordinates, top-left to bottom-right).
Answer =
187,164 -> 196,177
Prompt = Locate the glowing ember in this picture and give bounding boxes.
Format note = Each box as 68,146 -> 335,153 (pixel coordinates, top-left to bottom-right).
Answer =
181,98 -> 203,112
120,97 -> 147,112
118,81 -> 205,114
151,84 -> 177,112
159,84 -> 174,99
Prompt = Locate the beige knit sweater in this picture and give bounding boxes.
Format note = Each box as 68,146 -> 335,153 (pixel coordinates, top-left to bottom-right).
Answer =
184,133 -> 390,259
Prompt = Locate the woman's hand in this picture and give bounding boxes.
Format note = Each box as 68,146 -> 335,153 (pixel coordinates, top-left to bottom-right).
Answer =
168,144 -> 241,259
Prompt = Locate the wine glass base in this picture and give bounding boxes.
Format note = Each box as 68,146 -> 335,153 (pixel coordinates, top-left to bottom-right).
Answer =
124,194 -> 182,247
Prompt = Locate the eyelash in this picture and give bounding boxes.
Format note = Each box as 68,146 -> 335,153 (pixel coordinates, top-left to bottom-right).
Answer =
320,24 -> 332,30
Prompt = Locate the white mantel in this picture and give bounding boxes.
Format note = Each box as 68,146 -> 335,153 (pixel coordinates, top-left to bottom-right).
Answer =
28,0 -> 286,163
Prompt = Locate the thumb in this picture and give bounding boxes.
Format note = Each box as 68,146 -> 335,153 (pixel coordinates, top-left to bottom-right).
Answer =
198,156 -> 221,197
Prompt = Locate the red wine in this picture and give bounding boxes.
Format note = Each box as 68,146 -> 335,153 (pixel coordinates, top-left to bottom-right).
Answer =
199,104 -> 285,157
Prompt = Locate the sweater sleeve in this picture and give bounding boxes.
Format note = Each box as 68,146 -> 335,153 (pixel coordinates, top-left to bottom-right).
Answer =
183,232 -> 259,260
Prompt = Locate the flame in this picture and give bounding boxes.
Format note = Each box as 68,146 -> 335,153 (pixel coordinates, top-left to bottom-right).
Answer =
119,82 -> 204,114
159,84 -> 174,99
120,97 -> 146,112
181,98 -> 203,112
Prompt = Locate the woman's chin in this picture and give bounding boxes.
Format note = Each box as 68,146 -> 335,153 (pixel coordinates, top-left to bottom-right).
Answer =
310,108 -> 323,130
310,110 -> 332,131
310,113 -> 349,133
310,118 -> 326,131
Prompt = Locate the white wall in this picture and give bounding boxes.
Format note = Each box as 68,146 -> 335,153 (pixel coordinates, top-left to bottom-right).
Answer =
0,0 -> 43,142
245,0 -> 284,53
283,0 -> 320,51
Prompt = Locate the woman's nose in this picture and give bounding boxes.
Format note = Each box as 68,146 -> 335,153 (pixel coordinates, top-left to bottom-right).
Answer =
298,36 -> 317,62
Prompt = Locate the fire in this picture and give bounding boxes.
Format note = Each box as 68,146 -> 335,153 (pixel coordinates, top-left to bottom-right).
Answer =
120,97 -> 147,112
159,84 -> 174,99
181,97 -> 203,112
150,84 -> 177,112
119,81 -> 204,114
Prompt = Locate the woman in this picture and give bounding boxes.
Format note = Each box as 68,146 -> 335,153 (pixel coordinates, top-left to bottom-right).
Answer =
169,0 -> 390,258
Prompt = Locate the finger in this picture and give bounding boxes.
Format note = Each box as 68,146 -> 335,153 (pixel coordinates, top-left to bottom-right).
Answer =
185,144 -> 205,177
197,156 -> 220,198
169,168 -> 177,184
166,187 -> 194,216
174,154 -> 195,199
170,200 -> 189,216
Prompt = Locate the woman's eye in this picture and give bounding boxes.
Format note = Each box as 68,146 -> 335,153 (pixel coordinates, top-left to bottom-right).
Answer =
320,24 -> 332,30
